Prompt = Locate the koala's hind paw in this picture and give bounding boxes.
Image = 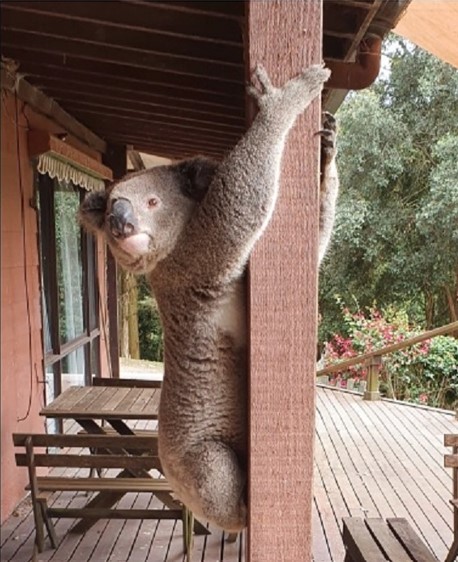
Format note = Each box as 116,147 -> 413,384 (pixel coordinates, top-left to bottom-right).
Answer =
318,111 -> 337,162
322,110 -> 336,129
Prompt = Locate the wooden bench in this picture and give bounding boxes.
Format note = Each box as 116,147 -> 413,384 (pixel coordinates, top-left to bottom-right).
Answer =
13,433 -> 193,555
342,517 -> 438,562
76,427 -> 159,476
444,434 -> 458,562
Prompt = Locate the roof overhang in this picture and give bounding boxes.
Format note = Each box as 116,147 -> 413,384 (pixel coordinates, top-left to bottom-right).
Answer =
394,0 -> 458,69
1,0 -> 410,159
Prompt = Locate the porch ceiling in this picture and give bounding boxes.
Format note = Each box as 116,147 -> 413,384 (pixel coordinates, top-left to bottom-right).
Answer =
1,0 -> 406,160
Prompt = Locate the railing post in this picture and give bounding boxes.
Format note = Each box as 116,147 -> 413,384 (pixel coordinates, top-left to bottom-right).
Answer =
363,355 -> 382,401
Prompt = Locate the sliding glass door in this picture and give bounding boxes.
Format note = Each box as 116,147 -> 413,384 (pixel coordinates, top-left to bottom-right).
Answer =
38,174 -> 101,431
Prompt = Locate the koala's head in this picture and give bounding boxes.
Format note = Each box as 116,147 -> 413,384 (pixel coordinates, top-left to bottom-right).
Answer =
79,156 -> 217,274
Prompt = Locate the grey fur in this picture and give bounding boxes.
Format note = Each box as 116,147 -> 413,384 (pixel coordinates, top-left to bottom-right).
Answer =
78,64 -> 338,532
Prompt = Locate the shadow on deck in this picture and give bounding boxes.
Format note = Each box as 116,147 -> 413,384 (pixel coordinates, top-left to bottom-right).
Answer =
1,386 -> 455,561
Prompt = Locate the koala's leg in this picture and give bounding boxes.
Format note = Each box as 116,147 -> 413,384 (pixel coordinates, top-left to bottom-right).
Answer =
180,441 -> 246,532
318,111 -> 339,264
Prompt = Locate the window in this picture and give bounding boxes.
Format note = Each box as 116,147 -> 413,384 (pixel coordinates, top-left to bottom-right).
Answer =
38,174 -> 101,430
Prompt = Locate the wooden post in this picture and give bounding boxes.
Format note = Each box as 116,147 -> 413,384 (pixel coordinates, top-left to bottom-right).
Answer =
102,143 -> 127,379
363,355 -> 382,401
247,2 -> 323,561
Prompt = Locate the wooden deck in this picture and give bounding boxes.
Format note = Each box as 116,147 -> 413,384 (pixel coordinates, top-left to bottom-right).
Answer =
1,387 -> 456,561
313,386 -> 456,562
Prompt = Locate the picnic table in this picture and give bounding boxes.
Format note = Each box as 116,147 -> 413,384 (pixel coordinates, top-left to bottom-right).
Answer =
39,384 -> 207,536
40,384 -> 161,435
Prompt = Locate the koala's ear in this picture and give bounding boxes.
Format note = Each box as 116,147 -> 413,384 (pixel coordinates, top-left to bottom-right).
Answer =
78,190 -> 108,234
175,156 -> 218,202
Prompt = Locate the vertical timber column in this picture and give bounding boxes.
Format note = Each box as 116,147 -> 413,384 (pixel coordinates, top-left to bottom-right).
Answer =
247,2 -> 323,561
102,143 -> 127,379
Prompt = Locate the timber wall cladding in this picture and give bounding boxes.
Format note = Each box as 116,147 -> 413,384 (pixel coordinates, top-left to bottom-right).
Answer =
0,93 -> 44,522
247,2 -> 323,562
0,92 -> 110,522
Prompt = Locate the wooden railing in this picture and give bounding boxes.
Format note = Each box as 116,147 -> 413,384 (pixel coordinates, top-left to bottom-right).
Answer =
316,320 -> 458,401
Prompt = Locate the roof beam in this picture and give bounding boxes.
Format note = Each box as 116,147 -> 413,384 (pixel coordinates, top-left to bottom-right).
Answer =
127,149 -> 145,171
68,110 -> 242,139
3,46 -> 245,100
1,61 -> 106,153
25,73 -> 243,115
0,31 -> 242,84
125,0 -> 244,20
5,1 -> 243,46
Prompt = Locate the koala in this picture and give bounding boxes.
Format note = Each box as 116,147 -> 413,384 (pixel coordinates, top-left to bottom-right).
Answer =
79,64 -> 337,533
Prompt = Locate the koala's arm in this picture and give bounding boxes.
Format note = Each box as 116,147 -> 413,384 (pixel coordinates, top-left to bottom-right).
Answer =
318,111 -> 339,264
173,65 -> 331,285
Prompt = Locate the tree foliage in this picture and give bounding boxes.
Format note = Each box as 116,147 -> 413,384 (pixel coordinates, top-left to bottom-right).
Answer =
137,276 -> 163,362
319,36 -> 458,341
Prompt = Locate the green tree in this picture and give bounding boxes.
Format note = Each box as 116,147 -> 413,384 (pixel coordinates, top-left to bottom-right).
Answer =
319,36 -> 458,341
137,276 -> 163,362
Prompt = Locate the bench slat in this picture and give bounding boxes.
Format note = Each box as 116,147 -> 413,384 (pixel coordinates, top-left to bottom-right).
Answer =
343,518 -> 436,562
30,477 -> 173,493
387,518 -> 438,562
77,428 -> 158,437
444,434 -> 458,447
47,508 -> 182,520
365,518 -> 413,562
16,453 -> 160,470
13,433 -> 158,451
444,454 -> 458,468
342,518 -> 387,562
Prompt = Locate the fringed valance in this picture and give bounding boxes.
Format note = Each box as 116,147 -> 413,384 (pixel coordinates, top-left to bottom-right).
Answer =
37,153 -> 105,192
28,131 -> 113,191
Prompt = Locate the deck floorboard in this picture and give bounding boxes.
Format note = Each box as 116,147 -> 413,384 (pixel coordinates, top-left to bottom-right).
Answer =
2,386 -> 455,561
314,386 -> 456,561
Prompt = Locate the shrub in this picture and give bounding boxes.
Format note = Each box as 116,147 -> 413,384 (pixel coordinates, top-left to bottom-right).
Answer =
322,305 -> 458,409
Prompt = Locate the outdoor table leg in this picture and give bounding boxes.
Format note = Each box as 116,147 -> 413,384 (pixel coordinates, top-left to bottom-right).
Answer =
106,419 -> 209,535
71,418 -> 209,536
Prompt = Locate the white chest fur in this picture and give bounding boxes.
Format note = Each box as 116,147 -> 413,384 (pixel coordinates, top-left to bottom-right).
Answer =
212,279 -> 247,348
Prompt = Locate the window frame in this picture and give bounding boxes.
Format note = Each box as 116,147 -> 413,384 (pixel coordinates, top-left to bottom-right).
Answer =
38,173 -> 101,415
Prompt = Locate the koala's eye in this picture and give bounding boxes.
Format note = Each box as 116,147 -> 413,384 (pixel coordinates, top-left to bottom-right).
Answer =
148,197 -> 159,208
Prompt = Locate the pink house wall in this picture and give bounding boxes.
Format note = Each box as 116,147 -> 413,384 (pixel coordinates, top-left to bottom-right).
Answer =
0,91 -> 110,522
1,93 -> 45,521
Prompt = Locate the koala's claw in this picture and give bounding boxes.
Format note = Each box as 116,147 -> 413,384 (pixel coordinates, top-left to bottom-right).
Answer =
317,130 -> 334,150
254,64 -> 274,93
322,111 -> 337,132
320,111 -> 337,161
248,64 -> 276,100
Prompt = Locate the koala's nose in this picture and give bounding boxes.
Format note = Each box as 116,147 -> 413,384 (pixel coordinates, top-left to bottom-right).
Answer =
108,198 -> 137,239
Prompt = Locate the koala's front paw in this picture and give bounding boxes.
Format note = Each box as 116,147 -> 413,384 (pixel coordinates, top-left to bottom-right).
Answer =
248,63 -> 331,116
319,111 -> 337,165
284,65 -> 331,105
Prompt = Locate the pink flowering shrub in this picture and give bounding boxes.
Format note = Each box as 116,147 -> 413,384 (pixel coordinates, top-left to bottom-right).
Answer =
322,305 -> 458,409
